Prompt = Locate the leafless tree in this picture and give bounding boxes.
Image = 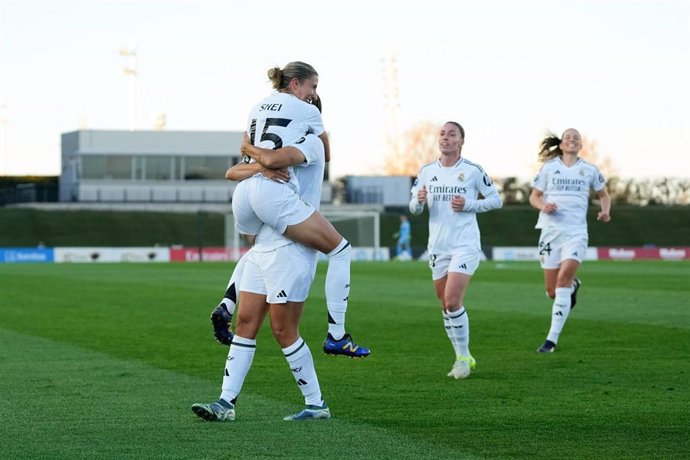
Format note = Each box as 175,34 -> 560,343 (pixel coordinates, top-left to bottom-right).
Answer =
383,121 -> 439,176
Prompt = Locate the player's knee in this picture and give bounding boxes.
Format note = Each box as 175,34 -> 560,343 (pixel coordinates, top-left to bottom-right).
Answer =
270,324 -> 295,347
545,289 -> 556,299
327,238 -> 350,259
235,314 -> 257,337
443,298 -> 462,311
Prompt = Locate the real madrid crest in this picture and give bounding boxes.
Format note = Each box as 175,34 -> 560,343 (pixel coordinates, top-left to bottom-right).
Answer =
458,173 -> 465,182
579,169 -> 585,176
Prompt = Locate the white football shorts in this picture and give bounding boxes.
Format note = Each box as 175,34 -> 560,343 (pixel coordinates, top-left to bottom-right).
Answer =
240,244 -> 318,304
428,251 -> 481,280
538,229 -> 588,269
232,175 -> 315,236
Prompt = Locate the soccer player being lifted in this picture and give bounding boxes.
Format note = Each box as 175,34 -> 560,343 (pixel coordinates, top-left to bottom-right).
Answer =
212,63 -> 369,359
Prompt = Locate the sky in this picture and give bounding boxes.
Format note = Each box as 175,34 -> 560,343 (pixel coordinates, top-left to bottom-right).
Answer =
0,0 -> 688,180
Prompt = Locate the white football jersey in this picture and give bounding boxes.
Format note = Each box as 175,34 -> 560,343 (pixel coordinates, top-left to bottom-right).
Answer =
532,157 -> 606,231
409,157 -> 502,255
253,135 -> 325,252
246,91 -> 325,191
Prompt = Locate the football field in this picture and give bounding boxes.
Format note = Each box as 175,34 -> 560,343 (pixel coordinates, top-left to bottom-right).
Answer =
1,260 -> 688,459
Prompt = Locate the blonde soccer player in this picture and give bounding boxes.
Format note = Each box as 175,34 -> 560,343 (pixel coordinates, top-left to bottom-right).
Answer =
222,62 -> 369,357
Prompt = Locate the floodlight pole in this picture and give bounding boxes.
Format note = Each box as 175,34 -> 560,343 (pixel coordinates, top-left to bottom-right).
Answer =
381,53 -> 402,157
119,45 -> 138,131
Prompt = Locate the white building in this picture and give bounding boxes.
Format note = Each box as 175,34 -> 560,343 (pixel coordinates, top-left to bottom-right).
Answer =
60,130 -> 243,203
346,176 -> 412,206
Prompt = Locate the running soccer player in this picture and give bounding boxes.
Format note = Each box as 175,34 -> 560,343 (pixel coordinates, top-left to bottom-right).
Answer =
530,128 -> 611,353
409,121 -> 502,379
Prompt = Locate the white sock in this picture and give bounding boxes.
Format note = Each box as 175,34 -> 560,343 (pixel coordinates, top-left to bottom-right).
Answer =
447,307 -> 470,358
442,310 -> 459,357
283,338 -> 323,407
219,255 -> 247,317
218,296 -> 236,318
546,288 -> 572,344
220,335 -> 256,404
325,239 -> 351,340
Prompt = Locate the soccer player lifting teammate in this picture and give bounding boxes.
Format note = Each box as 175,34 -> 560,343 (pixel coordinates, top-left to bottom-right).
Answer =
213,61 -> 369,358
530,128 -> 611,353
192,134 -> 332,422
410,121 -> 502,379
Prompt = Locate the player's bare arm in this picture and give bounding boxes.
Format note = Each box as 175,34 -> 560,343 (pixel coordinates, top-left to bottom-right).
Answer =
318,132 -> 330,163
225,162 -> 289,183
241,133 -> 306,169
530,189 -> 557,213
596,188 -> 612,222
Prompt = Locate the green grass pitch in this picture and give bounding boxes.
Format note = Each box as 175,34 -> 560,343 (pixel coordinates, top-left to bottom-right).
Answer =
0,260 -> 688,459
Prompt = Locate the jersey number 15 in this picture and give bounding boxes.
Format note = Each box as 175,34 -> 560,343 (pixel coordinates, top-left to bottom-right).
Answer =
249,118 -> 291,150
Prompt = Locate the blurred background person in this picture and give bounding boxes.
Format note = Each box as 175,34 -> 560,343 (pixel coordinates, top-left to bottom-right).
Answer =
393,214 -> 412,260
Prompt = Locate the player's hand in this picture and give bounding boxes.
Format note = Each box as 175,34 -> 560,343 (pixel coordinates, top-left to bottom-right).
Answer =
309,93 -> 322,113
542,202 -> 557,214
417,186 -> 427,203
597,211 -> 611,223
241,132 -> 255,158
451,195 -> 466,211
261,166 -> 290,183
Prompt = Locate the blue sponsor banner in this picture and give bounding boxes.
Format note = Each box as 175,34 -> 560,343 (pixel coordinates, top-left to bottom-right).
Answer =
0,248 -> 54,263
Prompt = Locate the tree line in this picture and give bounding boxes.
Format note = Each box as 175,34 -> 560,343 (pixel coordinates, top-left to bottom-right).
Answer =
380,122 -> 689,206
498,176 -> 690,206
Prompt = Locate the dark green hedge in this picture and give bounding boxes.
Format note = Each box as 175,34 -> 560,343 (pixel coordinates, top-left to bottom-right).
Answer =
383,205 -> 690,248
1,206 -> 688,248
